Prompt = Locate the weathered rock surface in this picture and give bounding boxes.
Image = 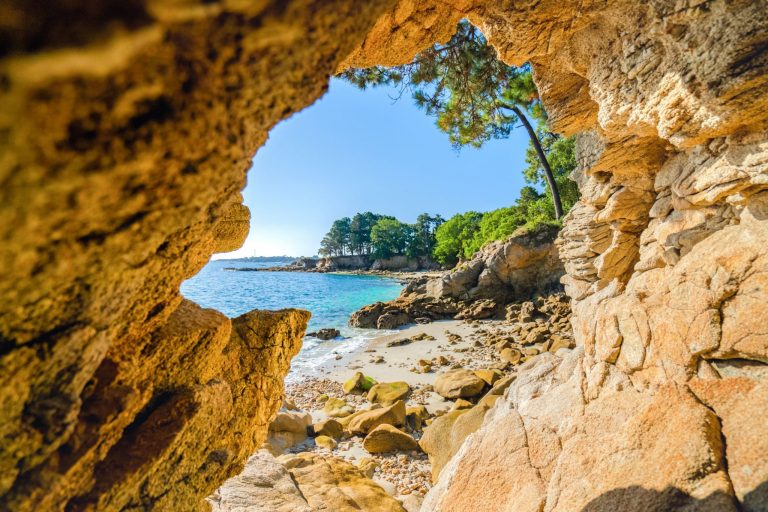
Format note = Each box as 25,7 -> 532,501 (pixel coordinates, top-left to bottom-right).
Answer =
280,453 -> 407,512
350,225 -> 564,328
347,400 -> 407,436
367,381 -> 411,405
419,399 -> 498,481
434,369 -> 487,399
422,349 -> 757,512
3,0 -> 768,510
212,450 -> 406,512
209,450 -> 312,512
0,299 -> 308,511
362,424 -> 420,454
429,225 -> 564,302
0,1 -> 386,509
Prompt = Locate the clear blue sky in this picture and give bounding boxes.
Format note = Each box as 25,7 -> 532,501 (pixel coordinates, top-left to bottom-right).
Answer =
217,77 -> 530,258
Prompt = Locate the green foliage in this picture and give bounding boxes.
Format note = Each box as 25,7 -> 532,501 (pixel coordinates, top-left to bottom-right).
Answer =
408,213 -> 445,258
370,218 -> 413,259
524,132 -> 579,214
465,206 -> 524,256
319,212 -> 442,259
433,170 -> 578,267
342,20 -> 539,150
341,20 -> 582,265
341,20 -> 575,220
350,212 -> 389,255
433,211 -> 484,266
319,217 -> 351,256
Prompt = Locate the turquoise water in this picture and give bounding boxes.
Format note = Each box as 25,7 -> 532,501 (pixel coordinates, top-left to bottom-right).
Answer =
181,259 -> 403,379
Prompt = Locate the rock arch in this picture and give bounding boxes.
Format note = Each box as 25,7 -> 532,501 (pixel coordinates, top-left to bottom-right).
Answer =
1,1 -> 766,510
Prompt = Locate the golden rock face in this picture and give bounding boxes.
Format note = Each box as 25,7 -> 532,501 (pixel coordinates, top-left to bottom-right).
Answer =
1,0 -> 767,510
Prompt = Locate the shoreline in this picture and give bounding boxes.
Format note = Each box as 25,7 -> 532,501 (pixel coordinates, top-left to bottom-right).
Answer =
283,318 -> 519,510
223,265 -> 444,282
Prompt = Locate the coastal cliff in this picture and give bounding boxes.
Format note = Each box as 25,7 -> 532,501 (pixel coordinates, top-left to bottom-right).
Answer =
1,1 -> 766,511
350,224 -> 563,328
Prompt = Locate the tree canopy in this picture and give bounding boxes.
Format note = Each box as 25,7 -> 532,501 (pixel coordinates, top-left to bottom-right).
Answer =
318,212 -> 444,260
341,20 -> 569,219
432,211 -> 484,266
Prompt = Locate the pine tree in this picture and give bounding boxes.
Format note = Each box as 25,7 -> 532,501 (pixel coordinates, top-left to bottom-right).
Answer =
342,20 -> 566,219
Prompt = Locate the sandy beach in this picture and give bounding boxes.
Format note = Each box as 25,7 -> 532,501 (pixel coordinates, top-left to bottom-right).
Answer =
284,318 -> 524,510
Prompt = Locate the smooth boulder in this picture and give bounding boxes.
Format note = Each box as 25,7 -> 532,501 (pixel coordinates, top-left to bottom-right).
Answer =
347,400 -> 406,435
313,419 -> 343,439
434,369 -> 487,399
500,347 -> 522,364
266,409 -> 312,453
323,397 -> 354,418
343,372 -> 376,394
363,424 -> 420,454
315,435 -> 337,450
474,369 -> 503,386
366,381 -> 411,405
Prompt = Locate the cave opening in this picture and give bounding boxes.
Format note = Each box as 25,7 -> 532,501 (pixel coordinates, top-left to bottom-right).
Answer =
3,2 -> 767,511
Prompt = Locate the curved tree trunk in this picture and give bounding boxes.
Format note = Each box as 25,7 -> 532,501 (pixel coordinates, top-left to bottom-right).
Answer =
509,105 -> 564,220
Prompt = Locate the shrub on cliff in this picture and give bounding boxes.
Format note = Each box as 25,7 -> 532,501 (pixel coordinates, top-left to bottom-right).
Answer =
433,211 -> 484,266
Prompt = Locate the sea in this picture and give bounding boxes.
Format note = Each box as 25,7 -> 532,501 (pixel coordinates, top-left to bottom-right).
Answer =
181,258 -> 403,381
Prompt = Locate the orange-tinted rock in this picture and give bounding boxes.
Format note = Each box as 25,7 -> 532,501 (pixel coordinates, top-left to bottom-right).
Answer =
2,0 -> 768,510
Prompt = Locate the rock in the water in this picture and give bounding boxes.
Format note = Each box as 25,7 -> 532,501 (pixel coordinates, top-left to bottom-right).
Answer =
434,369 -> 487,399
313,419 -> 343,439
279,453 -> 406,512
323,398 -> 355,418
367,381 -> 411,405
209,450 -> 311,512
343,371 -> 377,394
363,424 -> 420,454
348,400 -> 407,435
315,435 -> 337,450
307,328 -> 341,340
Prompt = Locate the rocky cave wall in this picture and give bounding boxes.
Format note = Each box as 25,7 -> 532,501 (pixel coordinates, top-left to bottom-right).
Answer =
347,1 -> 768,510
0,1 -> 395,510
1,0 -> 767,511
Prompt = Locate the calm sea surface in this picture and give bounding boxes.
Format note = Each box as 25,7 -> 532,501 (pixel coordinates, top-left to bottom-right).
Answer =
181,259 -> 403,380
